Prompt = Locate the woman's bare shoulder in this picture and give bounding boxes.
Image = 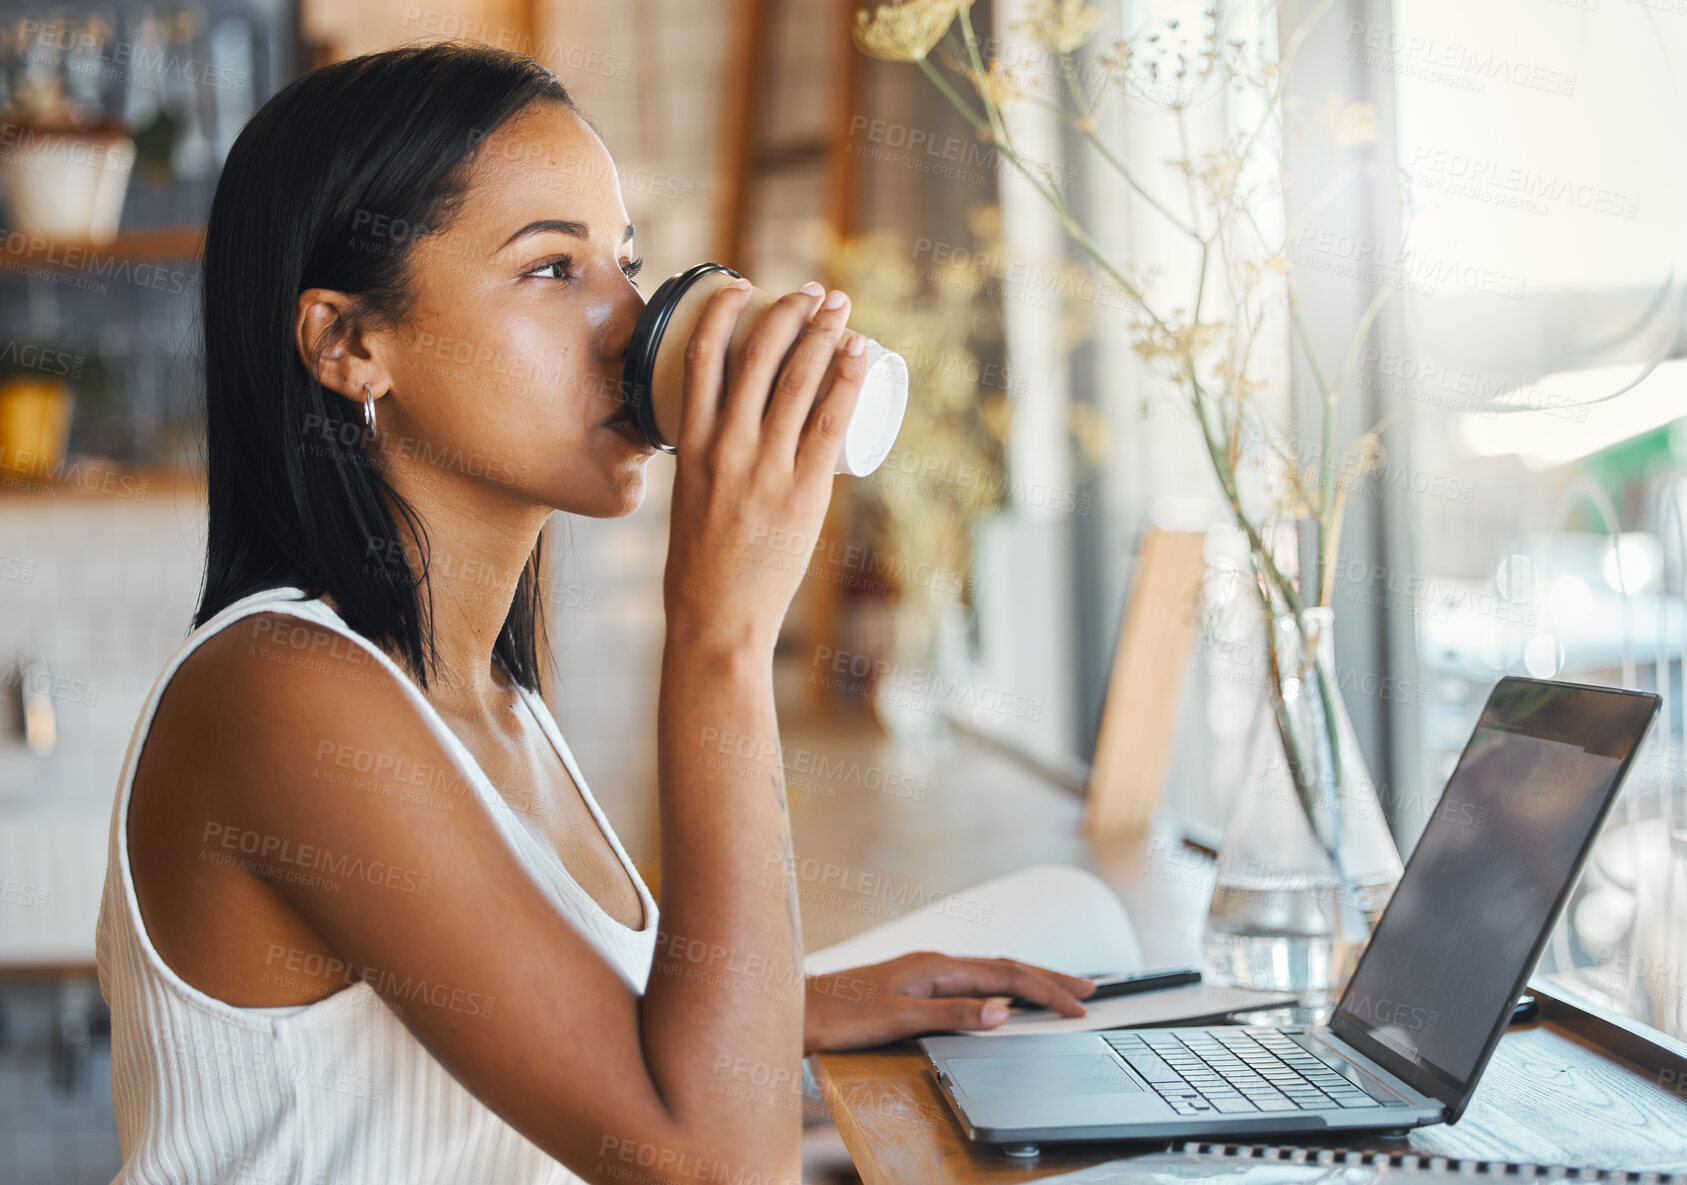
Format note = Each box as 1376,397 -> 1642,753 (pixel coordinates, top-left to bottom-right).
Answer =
135,611 -> 433,824
179,610 -> 405,697
123,612 -> 455,1003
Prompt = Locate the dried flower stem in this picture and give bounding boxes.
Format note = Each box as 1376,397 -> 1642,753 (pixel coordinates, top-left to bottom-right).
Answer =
864,0 -> 1389,869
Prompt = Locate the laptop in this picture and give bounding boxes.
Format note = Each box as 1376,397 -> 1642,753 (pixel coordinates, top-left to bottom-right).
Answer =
920,676 -> 1659,1152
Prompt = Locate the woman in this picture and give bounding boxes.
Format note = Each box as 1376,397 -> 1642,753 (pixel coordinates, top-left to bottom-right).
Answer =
95,41 -> 1095,1184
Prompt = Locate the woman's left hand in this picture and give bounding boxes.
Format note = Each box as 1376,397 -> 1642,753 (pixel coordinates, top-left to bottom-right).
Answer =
802,951 -> 1096,1054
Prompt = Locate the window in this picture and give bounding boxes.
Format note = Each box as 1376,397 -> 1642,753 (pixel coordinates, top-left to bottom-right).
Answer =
1377,0 -> 1686,1037
985,0 -> 1687,1039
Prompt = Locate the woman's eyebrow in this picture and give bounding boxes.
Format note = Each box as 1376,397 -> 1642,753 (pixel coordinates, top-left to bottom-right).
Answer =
495,219 -> 637,254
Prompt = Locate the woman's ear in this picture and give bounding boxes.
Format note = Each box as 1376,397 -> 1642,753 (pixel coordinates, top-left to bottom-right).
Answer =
295,287 -> 396,401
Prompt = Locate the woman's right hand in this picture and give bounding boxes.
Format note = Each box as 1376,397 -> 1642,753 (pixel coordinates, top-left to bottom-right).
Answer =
662,278 -> 869,657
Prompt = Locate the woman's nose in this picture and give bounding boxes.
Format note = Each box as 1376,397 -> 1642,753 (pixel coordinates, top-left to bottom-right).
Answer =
602,286 -> 646,362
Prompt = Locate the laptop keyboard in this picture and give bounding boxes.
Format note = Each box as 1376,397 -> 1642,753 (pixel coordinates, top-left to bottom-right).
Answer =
1103,1028 -> 1392,1117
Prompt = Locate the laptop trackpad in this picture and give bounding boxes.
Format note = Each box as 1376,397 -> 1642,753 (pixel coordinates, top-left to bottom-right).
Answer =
946,1055 -> 1142,1098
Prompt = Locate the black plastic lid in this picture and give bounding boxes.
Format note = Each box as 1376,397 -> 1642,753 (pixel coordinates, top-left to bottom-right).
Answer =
620,261 -> 743,452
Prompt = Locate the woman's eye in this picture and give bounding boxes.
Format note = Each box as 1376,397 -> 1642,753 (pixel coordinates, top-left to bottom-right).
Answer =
529,256 -> 575,282
622,256 -> 645,285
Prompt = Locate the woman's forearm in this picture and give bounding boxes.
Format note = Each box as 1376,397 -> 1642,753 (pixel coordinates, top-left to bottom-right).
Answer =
620,277 -> 868,1181
638,635 -> 804,1176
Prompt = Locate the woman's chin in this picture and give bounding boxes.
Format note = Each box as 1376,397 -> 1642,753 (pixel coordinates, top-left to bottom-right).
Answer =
540,443 -> 654,518
576,466 -> 648,519
611,473 -> 648,517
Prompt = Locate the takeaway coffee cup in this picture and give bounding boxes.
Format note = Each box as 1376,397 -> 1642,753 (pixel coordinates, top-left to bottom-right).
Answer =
621,262 -> 907,477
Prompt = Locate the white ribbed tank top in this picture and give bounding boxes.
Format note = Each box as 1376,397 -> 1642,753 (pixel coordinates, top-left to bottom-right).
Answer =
95,585 -> 659,1184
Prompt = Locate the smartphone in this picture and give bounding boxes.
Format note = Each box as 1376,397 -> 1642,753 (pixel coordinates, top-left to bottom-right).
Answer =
1009,967 -> 1202,1011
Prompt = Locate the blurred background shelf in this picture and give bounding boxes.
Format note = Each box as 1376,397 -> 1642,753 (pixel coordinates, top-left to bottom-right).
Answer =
0,463 -> 204,500
0,226 -> 205,270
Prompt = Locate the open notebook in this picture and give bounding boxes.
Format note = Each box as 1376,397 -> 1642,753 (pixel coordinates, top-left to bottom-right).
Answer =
1035,1143 -> 1665,1182
802,864 -> 1293,1035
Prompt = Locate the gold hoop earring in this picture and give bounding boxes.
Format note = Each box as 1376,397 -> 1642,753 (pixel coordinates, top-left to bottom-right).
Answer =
363,383 -> 378,437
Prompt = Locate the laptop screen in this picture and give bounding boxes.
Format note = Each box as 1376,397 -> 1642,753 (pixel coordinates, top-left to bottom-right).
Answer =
1332,678 -> 1656,1100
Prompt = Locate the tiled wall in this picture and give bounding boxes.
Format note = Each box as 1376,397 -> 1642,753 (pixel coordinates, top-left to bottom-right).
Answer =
544,0 -> 731,278
0,978 -> 120,1185
0,479 -> 207,964
0,481 -> 206,809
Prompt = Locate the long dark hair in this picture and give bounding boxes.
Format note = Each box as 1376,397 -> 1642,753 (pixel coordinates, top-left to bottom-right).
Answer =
196,41 -> 584,692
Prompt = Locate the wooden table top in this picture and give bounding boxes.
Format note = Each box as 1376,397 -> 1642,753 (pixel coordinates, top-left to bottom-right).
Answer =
779,717 -> 1687,1181
812,1021 -> 1687,1182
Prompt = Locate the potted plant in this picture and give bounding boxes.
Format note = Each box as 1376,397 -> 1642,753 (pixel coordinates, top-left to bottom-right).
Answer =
0,14 -> 137,244
0,341 -> 114,482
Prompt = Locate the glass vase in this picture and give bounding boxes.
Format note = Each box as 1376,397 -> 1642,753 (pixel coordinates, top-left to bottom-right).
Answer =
1201,608 -> 1404,1005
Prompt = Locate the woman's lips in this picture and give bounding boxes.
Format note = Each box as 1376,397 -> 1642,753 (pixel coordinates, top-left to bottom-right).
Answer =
604,411 -> 657,453
600,378 -> 656,450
